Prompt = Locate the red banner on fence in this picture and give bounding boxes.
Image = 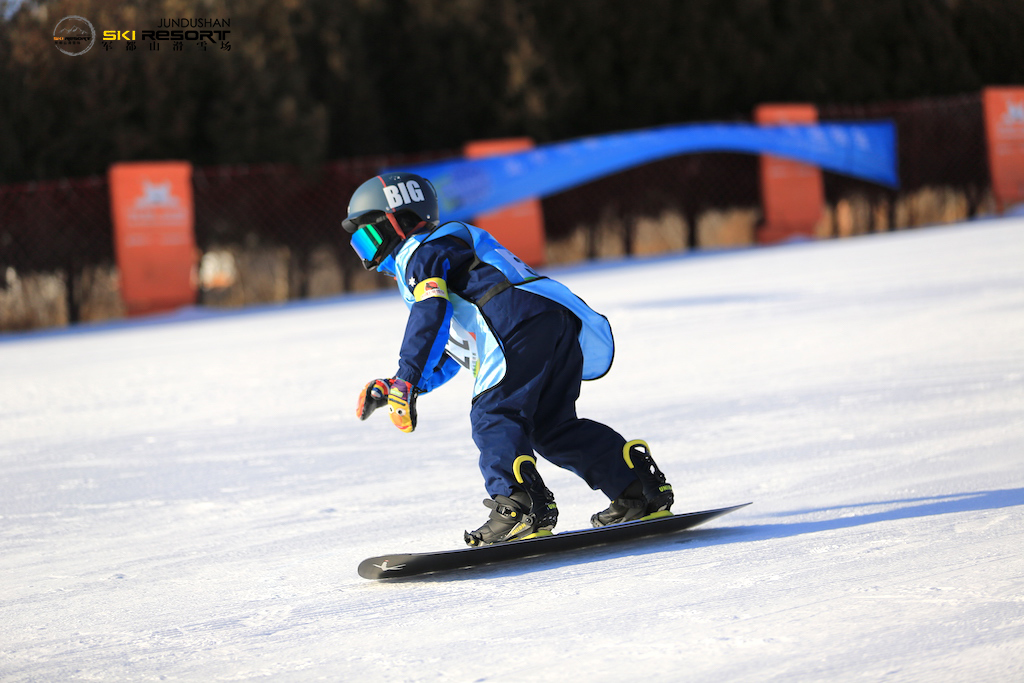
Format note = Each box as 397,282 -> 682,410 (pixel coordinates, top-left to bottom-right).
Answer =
108,161 -> 197,316
755,104 -> 825,244
464,138 -> 547,266
982,87 -> 1024,212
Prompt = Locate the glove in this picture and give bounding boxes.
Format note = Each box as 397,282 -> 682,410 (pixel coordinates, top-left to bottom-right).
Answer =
355,377 -> 418,433
356,379 -> 391,421
386,378 -> 418,433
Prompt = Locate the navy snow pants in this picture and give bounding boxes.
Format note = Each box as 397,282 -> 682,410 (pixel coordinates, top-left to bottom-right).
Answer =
469,308 -> 635,500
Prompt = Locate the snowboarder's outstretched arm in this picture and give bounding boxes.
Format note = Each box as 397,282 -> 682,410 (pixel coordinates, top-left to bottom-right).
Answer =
394,238 -> 474,390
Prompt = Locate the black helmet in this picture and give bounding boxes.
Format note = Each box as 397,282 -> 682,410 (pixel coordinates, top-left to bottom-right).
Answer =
342,172 -> 439,270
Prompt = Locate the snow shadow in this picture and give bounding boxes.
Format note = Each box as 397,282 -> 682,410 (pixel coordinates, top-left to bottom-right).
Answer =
737,487 -> 1024,542
392,487 -> 1022,582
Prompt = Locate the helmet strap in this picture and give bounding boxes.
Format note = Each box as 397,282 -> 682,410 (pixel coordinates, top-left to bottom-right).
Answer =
385,212 -> 407,239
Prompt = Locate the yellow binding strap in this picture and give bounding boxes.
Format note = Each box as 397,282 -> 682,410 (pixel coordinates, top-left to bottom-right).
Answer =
512,455 -> 537,485
622,439 -> 650,469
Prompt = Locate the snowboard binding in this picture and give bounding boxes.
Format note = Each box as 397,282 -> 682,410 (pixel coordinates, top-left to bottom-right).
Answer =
465,455 -> 558,546
591,440 -> 674,527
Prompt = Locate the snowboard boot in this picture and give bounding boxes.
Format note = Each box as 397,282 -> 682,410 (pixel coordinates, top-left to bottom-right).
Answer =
464,455 -> 558,546
591,440 -> 674,527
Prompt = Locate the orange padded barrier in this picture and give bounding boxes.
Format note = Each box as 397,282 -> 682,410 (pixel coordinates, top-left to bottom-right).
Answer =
108,161 -> 197,316
755,104 -> 824,244
983,87 -> 1024,212
463,138 -> 547,266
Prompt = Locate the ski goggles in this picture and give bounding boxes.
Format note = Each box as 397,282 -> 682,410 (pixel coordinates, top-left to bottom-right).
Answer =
350,223 -> 385,264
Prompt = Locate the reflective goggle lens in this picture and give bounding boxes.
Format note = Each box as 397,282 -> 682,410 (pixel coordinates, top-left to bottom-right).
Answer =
351,224 -> 383,263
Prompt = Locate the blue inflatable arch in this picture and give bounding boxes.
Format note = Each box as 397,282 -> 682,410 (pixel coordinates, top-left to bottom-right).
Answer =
396,121 -> 898,222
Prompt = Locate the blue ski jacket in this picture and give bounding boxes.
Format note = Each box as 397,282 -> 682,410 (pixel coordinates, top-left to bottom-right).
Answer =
380,222 -> 614,398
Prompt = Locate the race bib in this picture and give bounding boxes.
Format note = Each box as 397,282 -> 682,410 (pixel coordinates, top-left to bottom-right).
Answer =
445,318 -> 480,376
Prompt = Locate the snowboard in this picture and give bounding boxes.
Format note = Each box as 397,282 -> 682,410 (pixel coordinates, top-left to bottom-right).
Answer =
358,502 -> 750,580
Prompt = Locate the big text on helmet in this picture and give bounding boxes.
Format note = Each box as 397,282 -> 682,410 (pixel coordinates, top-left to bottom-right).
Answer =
383,180 -> 425,209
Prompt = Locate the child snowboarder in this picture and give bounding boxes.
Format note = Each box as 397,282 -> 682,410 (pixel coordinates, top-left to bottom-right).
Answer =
345,171 -> 674,545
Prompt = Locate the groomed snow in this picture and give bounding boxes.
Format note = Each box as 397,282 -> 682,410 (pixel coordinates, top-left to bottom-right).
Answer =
1,218 -> 1022,682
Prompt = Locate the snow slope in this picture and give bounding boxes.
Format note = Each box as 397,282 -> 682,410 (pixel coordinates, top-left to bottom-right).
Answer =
2,218 -> 1023,682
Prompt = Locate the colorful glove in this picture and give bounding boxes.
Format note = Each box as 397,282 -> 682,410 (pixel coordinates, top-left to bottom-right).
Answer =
356,377 -> 419,433
386,378 -> 418,433
356,379 -> 391,421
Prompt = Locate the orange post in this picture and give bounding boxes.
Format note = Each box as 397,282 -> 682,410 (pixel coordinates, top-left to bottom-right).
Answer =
463,138 -> 547,266
755,104 -> 825,244
982,87 -> 1024,213
108,161 -> 198,316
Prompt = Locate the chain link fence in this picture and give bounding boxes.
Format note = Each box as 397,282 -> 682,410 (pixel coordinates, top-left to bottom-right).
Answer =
0,92 -> 998,332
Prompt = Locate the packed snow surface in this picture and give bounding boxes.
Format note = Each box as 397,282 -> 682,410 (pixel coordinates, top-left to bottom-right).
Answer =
2,218 -> 1023,682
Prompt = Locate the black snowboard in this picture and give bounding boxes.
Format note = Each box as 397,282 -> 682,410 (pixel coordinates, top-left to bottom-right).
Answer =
358,502 -> 750,579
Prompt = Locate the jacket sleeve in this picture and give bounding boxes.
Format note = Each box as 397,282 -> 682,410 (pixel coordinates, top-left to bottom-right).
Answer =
417,354 -> 462,393
394,238 -> 472,390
